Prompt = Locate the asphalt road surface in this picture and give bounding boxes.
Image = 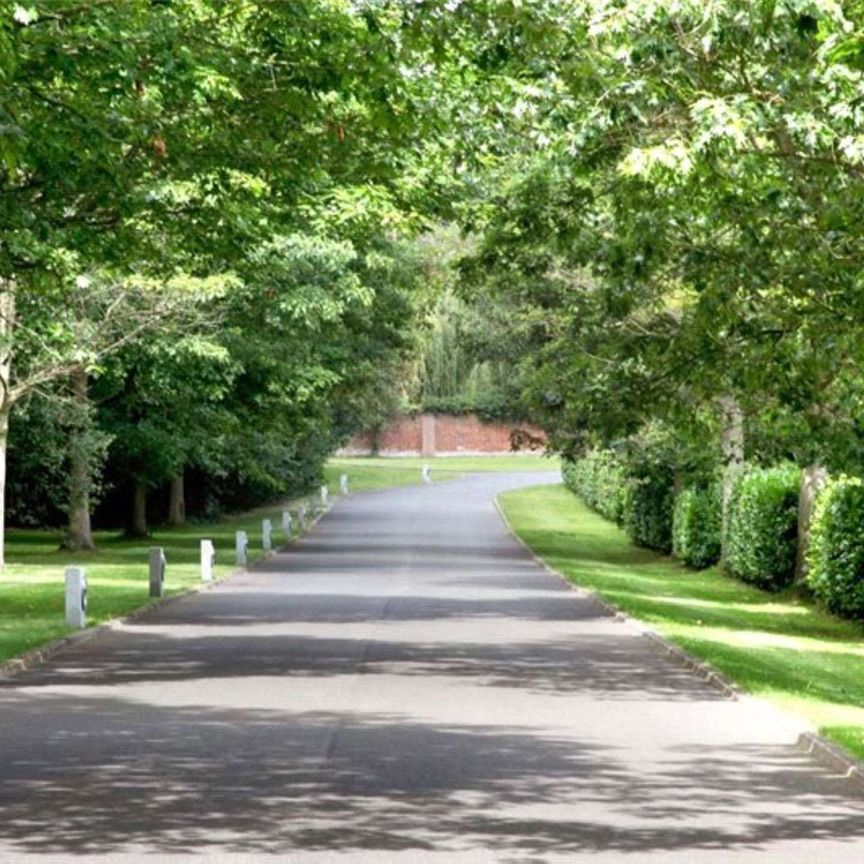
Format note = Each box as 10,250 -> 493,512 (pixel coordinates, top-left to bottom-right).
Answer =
1,471 -> 863,863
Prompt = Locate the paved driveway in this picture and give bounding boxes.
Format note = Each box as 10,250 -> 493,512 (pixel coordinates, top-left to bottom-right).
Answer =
0,472 -> 862,862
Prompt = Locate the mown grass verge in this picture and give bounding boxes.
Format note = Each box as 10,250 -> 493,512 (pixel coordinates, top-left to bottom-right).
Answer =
498,483 -> 864,762
325,453 -> 556,492
0,499 -> 312,667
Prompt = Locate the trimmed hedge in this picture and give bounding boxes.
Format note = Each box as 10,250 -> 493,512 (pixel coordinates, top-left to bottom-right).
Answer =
623,468 -> 674,554
672,484 -> 722,569
725,465 -> 800,590
806,476 -> 864,619
563,451 -> 626,524
564,450 -> 674,552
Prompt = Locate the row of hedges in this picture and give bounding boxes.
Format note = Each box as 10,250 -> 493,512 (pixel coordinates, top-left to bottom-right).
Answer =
722,466 -> 864,618
563,451 -> 674,553
562,451 -> 627,523
566,454 -> 801,584
807,477 -> 864,619
624,471 -> 675,554
566,452 -> 864,620
725,465 -> 801,590
672,485 -> 722,569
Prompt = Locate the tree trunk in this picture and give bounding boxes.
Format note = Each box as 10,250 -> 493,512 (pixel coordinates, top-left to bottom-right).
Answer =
718,395 -> 744,556
0,404 -> 8,569
167,472 -> 186,526
63,366 -> 95,550
795,464 -> 829,585
128,479 -> 148,538
0,282 -> 15,569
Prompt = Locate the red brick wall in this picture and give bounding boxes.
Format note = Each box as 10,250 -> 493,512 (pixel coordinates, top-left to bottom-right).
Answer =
339,413 -> 546,456
348,416 -> 422,455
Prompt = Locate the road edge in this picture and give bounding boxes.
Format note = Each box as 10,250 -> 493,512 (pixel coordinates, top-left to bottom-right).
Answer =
492,491 -> 864,791
0,496 -> 338,683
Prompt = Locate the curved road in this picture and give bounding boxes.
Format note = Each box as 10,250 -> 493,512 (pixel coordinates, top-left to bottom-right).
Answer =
0,472 -> 863,862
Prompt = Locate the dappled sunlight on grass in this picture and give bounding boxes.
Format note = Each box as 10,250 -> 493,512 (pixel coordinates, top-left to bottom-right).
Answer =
500,483 -> 864,761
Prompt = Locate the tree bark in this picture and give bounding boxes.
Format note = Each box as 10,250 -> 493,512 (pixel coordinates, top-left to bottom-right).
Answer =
0,404 -> 8,569
795,464 -> 829,585
128,479 -> 148,538
167,472 -> 186,526
63,366 -> 95,550
718,395 -> 744,556
0,282 -> 16,569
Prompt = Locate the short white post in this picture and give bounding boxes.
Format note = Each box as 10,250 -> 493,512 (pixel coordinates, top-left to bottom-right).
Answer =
235,530 -> 248,566
65,566 -> 87,629
149,547 -> 166,598
422,464 -> 431,484
320,485 -> 329,507
200,539 -> 215,583
298,504 -> 307,528
340,473 -> 349,495
282,509 -> 293,538
262,518 -> 272,552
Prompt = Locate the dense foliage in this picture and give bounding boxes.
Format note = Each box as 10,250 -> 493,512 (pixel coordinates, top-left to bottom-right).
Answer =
672,486 -> 722,570
564,448 -> 675,553
0,0 -> 464,552
622,470 -> 675,555
807,477 -> 864,618
408,286 -> 527,422
562,451 -> 626,524
458,2 -> 864,473
725,466 -> 801,590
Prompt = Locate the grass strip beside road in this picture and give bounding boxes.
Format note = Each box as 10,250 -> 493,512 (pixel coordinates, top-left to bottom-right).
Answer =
498,483 -> 864,762
325,453 -> 557,492
0,500 -> 310,667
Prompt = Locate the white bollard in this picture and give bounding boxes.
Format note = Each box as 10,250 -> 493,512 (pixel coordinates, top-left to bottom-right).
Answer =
282,509 -> 293,538
422,464 -> 431,484
262,518 -> 272,552
235,530 -> 248,566
320,485 -> 329,507
200,539 -> 215,583
298,504 -> 307,528
149,547 -> 166,598
65,566 -> 87,629
340,473 -> 349,495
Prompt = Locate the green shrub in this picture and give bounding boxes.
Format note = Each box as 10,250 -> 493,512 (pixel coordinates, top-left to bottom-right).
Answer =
623,467 -> 675,554
806,476 -> 864,619
593,453 -> 626,523
562,459 -> 581,496
672,484 -> 722,569
563,451 -> 626,524
725,465 -> 800,590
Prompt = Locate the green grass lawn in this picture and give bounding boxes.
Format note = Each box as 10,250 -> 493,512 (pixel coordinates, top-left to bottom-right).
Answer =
325,453 -> 558,492
499,483 -> 864,762
0,498 -> 316,667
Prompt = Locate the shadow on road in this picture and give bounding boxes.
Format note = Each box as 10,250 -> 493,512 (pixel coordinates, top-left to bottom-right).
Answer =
0,692 -> 860,856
